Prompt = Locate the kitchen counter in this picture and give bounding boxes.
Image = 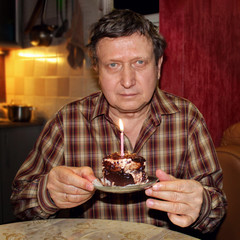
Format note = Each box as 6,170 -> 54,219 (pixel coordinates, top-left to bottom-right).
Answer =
0,118 -> 45,128
0,120 -> 44,224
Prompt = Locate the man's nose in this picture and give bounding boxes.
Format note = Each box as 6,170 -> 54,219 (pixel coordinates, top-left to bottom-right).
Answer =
120,65 -> 136,88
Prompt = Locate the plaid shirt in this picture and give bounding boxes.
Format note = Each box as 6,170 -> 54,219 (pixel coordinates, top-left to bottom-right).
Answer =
11,88 -> 226,233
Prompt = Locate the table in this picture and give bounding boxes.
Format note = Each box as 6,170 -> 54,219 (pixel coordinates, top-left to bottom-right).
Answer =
0,218 -> 199,240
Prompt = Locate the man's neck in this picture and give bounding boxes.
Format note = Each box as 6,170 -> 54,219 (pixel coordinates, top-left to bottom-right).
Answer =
109,105 -> 150,148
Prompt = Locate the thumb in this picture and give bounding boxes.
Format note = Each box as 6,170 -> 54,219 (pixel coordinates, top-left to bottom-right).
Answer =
72,166 -> 97,182
167,212 -> 193,228
156,169 -> 176,181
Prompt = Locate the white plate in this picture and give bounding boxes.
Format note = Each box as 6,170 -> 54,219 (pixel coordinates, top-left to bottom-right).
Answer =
93,176 -> 158,194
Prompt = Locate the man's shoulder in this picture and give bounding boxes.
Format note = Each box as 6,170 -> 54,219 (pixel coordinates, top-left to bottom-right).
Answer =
157,89 -> 203,118
160,89 -> 191,105
58,91 -> 103,119
71,91 -> 102,106
160,89 -> 198,109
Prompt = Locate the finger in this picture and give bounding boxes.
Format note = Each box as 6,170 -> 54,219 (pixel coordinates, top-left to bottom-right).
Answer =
56,167 -> 95,192
167,213 -> 194,228
156,169 -> 176,181
58,182 -> 95,196
146,189 -> 191,204
152,179 -> 196,193
52,189 -> 94,208
146,198 -> 189,216
63,192 -> 93,204
72,166 -> 97,183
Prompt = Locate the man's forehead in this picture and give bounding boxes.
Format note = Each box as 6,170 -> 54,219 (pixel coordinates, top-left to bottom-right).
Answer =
97,33 -> 152,46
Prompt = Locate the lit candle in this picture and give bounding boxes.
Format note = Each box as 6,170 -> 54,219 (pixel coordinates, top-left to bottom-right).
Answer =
119,119 -> 124,157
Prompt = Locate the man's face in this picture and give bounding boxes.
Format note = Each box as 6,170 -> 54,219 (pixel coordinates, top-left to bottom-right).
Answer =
96,33 -> 162,114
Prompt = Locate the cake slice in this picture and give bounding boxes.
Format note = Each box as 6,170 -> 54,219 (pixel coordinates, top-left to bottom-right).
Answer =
102,152 -> 148,186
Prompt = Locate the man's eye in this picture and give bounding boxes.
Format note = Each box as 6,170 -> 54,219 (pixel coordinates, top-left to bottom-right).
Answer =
109,63 -> 118,68
136,60 -> 144,65
133,60 -> 146,68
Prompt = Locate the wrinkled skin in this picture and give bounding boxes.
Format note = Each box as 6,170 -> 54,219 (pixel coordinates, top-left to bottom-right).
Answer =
145,169 -> 203,227
47,166 -> 96,209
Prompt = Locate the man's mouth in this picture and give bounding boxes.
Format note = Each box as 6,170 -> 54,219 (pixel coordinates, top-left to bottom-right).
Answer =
120,93 -> 138,97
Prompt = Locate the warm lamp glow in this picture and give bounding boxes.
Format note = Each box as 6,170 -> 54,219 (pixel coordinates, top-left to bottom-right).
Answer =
18,52 -> 47,58
18,51 -> 62,63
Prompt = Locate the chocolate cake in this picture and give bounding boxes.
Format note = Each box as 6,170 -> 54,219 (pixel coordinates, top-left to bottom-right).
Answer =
102,152 -> 148,186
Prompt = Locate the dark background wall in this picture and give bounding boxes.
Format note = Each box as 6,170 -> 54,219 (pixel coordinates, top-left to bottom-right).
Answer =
159,0 -> 240,146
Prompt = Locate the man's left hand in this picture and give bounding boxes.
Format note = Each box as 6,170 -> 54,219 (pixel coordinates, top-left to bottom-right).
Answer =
145,169 -> 204,227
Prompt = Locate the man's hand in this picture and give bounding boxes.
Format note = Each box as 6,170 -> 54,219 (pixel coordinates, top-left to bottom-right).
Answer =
145,169 -> 204,227
47,166 -> 96,209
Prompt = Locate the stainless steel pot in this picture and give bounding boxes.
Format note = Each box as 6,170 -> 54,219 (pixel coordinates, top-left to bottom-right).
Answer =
4,105 -> 33,122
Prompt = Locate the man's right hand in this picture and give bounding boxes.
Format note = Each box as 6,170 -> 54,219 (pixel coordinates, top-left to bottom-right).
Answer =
47,166 -> 96,209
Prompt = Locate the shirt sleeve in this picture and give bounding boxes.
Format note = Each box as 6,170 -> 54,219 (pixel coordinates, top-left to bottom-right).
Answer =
10,113 -> 64,220
187,114 -> 227,233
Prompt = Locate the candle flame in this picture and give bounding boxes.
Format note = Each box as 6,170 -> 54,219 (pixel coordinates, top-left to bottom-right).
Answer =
119,119 -> 124,132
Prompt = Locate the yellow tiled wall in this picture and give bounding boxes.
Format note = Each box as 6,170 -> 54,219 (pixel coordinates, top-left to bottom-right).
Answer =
4,42 -> 100,120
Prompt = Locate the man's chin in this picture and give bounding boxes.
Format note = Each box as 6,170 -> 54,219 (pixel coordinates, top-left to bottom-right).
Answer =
112,103 -> 150,114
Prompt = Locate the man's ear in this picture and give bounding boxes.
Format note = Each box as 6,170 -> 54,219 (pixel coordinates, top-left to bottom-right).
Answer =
157,57 -> 163,79
93,64 -> 98,72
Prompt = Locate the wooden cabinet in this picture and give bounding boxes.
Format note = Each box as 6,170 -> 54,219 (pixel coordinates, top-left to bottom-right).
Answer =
0,121 -> 43,224
0,0 -> 23,48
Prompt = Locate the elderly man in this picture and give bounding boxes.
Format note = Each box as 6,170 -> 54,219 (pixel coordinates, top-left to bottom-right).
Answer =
11,9 -> 226,237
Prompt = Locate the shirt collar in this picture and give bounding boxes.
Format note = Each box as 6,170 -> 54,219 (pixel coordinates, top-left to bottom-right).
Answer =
149,88 -> 180,126
90,88 -> 180,123
91,92 -> 109,121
